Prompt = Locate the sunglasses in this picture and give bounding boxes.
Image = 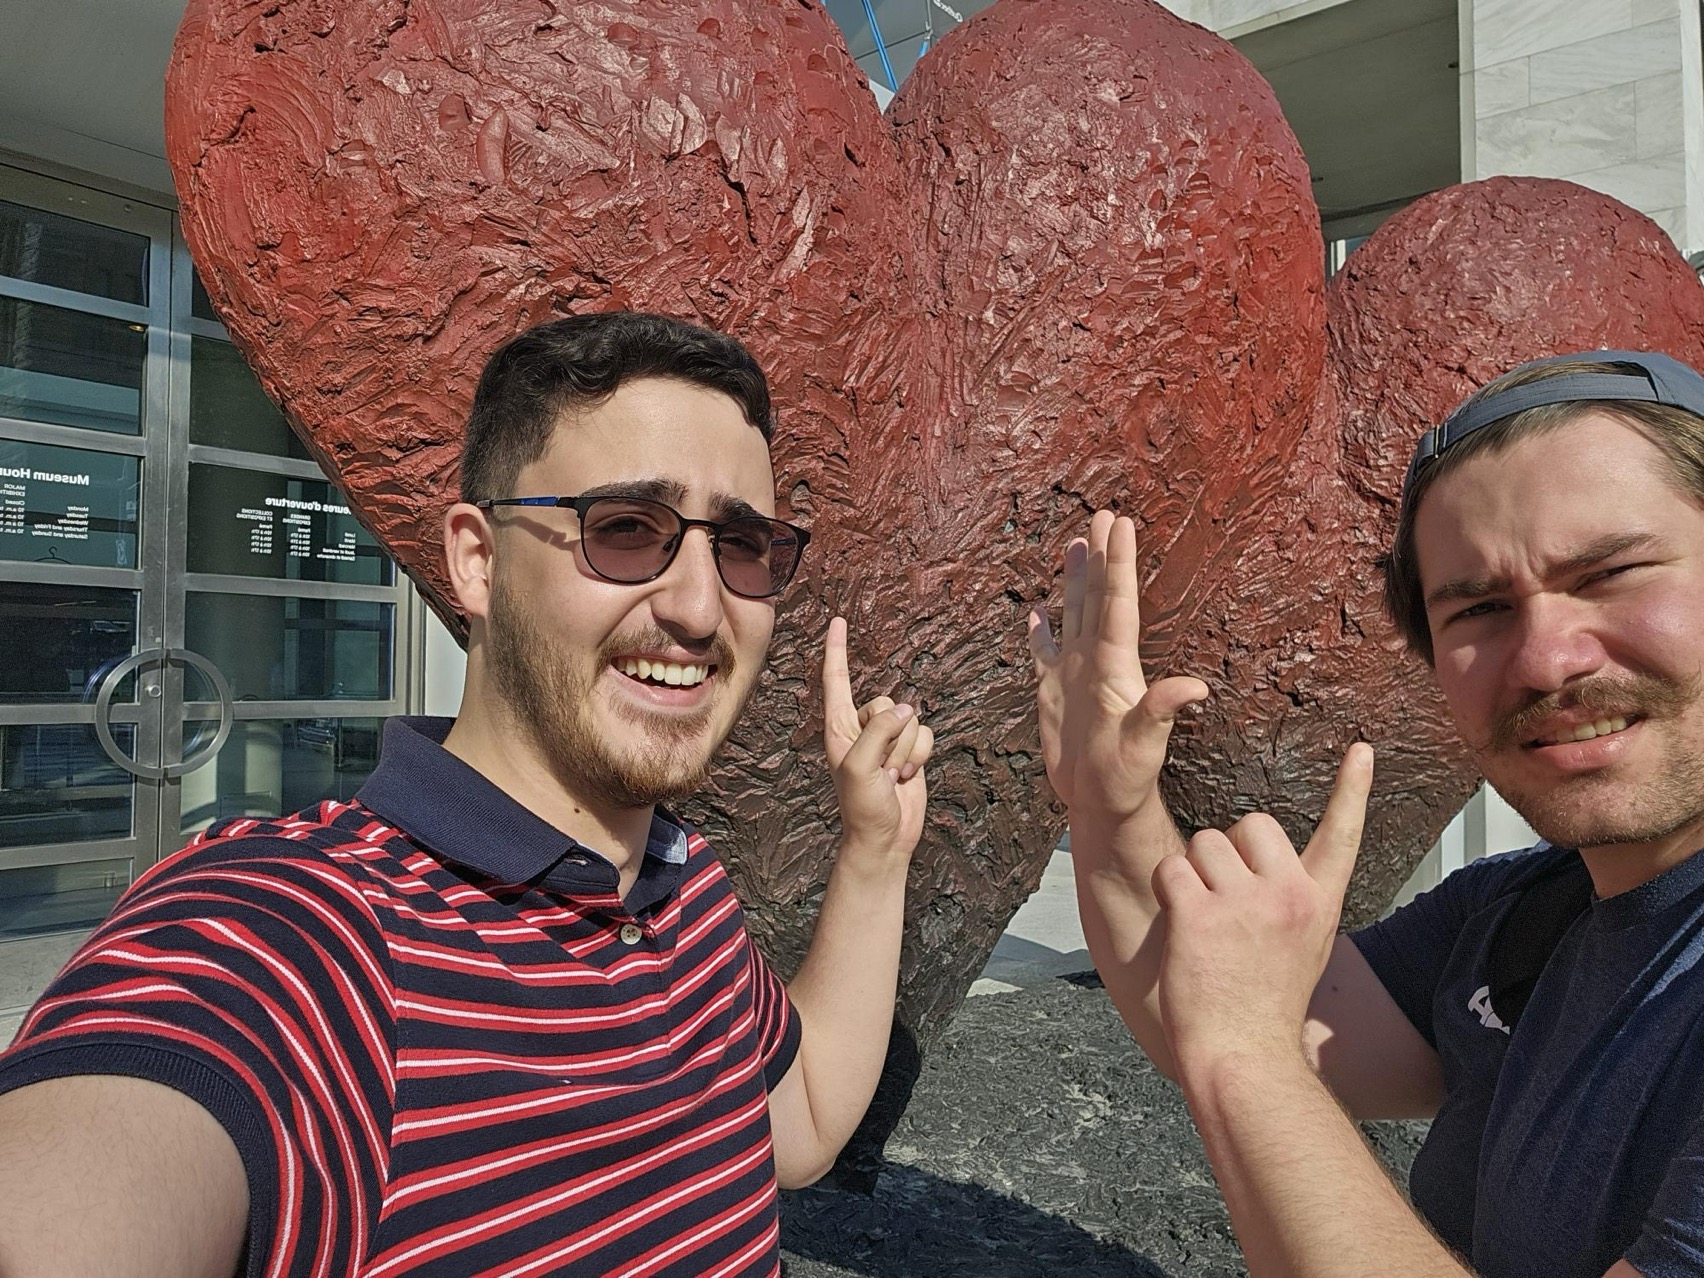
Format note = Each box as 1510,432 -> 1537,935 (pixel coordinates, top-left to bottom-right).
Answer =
475,493 -> 810,600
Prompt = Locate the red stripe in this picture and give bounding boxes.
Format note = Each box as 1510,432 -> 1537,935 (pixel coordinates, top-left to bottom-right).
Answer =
1,805 -> 791,1275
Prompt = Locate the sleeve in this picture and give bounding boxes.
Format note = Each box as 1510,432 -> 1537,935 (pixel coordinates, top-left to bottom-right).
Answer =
1350,846 -> 1551,1048
746,938 -> 802,1090
1626,1108 -> 1704,1277
0,832 -> 397,1278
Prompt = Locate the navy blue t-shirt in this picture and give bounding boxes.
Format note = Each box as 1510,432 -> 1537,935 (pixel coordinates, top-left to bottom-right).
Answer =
1353,843 -> 1704,1278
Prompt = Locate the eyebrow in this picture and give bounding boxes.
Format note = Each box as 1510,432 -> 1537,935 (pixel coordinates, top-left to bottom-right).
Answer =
1424,531 -> 1664,610
579,478 -> 688,505
578,479 -> 768,522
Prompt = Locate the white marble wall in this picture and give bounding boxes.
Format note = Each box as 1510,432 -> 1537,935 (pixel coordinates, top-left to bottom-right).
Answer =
1466,0 -> 1703,251
1154,0 -> 1704,252
1153,0 -> 1358,36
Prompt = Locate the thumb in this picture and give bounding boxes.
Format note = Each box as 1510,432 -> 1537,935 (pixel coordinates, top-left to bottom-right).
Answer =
1298,742 -> 1374,898
1120,675 -> 1210,756
842,703 -> 916,777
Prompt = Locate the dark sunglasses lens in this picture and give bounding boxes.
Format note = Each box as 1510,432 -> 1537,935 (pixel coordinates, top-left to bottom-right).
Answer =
578,499 -> 678,582
717,518 -> 801,598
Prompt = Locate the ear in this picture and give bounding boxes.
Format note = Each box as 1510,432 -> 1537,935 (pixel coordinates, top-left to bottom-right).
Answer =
444,502 -> 498,620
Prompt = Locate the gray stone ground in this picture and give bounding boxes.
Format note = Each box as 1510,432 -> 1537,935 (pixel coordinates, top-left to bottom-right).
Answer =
780,974 -> 1427,1277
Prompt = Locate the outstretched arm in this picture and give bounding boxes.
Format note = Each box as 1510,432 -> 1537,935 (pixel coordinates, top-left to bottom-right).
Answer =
1163,767 -> 1653,1278
767,616 -> 933,1187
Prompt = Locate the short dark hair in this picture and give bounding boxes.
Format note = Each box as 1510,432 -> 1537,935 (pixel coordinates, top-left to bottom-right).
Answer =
1382,358 -> 1704,664
459,311 -> 774,502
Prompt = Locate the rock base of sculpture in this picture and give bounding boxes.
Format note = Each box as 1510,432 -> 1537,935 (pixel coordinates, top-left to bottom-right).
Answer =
782,975 -> 1427,1275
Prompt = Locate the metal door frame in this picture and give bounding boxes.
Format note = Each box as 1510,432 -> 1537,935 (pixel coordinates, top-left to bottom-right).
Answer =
0,164 -> 174,880
0,162 -> 421,898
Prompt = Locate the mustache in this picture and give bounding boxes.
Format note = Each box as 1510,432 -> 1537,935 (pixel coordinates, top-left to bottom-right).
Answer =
599,626 -> 736,675
1487,671 -> 1700,751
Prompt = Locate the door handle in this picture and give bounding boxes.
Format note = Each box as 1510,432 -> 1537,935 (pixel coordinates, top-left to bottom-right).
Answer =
91,647 -> 235,780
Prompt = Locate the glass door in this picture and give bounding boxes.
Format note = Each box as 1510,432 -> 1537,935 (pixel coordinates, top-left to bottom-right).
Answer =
0,168 -> 167,961
164,251 -> 413,846
0,164 -> 418,994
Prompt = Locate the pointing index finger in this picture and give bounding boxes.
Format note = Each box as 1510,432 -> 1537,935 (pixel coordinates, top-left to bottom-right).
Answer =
1300,742 -> 1375,897
822,616 -> 860,742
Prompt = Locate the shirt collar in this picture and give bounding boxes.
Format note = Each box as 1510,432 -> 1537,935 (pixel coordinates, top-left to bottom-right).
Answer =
356,716 -> 688,907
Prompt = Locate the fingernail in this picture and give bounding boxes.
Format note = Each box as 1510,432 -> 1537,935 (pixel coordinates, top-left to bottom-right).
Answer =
900,763 -> 917,780
887,767 -> 900,782
894,703 -> 913,721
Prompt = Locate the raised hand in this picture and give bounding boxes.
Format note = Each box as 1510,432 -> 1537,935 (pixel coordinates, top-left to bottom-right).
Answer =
822,616 -> 933,859
1153,744 -> 1375,1071
1028,511 -> 1209,831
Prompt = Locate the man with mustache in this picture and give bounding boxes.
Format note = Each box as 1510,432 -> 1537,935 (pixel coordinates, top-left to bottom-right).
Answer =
1033,350 -> 1704,1278
0,312 -> 933,1277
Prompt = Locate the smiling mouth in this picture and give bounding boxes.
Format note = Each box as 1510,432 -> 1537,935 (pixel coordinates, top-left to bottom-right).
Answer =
1531,715 -> 1634,747
615,657 -> 715,689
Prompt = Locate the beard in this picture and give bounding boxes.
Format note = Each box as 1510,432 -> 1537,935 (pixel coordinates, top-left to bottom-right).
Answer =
1474,669 -> 1704,850
484,573 -> 752,811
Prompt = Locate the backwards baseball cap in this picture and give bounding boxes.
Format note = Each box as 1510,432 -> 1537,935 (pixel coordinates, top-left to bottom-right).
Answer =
1402,349 -> 1704,497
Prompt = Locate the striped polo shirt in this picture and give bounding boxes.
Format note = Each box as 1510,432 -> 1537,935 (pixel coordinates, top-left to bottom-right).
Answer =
0,716 -> 801,1276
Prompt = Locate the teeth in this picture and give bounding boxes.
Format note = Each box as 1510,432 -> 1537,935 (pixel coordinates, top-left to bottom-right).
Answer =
1543,715 -> 1630,745
616,659 -> 710,688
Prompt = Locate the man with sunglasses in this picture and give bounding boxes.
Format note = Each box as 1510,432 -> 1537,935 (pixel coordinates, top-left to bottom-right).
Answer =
0,312 -> 932,1277
1034,350 -> 1704,1278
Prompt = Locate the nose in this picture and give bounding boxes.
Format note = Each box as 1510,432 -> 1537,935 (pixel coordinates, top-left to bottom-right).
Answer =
1503,594 -> 1608,695
649,525 -> 726,639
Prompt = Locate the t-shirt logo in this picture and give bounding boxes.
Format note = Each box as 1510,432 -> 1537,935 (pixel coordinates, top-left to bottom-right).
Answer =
1469,985 -> 1511,1034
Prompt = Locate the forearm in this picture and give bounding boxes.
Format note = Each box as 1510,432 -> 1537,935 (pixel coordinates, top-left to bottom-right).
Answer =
782,846 -> 910,1169
1180,1050 -> 1469,1278
1072,804 -> 1189,1077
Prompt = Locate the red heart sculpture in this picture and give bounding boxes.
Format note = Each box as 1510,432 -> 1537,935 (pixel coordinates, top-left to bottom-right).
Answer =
165,0 -> 1704,1042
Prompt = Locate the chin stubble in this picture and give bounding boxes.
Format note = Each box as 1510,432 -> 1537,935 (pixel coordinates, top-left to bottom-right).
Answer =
486,576 -> 755,809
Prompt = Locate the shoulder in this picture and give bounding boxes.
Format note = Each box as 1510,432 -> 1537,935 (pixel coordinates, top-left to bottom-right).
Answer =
136,801 -> 419,910
1401,842 -> 1575,923
53,802 -> 422,1000
1355,841 -> 1575,964
8,807 -> 409,1097
1,811 -> 409,1276
182,800 -> 411,863
1349,843 -> 1575,1038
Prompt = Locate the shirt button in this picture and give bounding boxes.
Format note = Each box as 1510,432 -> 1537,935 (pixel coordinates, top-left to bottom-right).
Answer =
619,923 -> 643,945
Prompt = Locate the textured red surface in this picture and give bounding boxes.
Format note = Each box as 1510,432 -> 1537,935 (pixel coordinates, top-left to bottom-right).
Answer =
166,0 -> 1704,1041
